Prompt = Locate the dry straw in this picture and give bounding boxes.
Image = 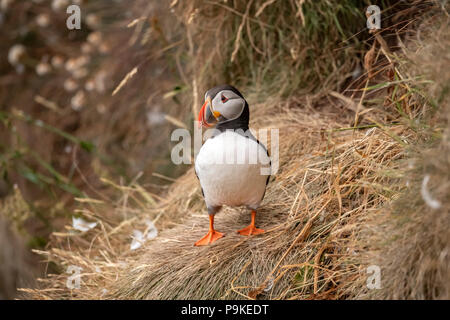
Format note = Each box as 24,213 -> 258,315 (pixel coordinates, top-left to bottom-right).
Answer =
22,1 -> 449,300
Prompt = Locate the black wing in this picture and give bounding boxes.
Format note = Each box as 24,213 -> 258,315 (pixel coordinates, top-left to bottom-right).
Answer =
244,134 -> 271,201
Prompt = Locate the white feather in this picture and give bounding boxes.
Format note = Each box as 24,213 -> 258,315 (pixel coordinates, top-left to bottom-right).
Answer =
195,131 -> 270,209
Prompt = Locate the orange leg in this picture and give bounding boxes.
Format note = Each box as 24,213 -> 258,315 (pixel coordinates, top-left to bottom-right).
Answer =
194,214 -> 224,246
237,210 -> 264,236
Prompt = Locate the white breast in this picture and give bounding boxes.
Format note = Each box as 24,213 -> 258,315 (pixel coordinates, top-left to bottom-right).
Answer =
195,131 -> 271,209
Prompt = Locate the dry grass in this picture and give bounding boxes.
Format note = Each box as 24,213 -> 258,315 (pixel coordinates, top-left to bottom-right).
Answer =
23,90 -> 416,299
173,0 -> 435,101
105,103 -> 408,300
355,14 -> 450,299
19,2 -> 449,300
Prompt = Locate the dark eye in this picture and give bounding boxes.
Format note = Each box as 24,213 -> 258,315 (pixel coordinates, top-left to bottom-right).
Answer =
221,94 -> 228,103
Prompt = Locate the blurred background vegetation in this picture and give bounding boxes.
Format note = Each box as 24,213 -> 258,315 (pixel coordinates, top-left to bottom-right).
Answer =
0,0 -> 447,299
1,0 -> 190,298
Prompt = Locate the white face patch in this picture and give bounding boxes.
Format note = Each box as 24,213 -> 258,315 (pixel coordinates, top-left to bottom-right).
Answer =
211,90 -> 245,122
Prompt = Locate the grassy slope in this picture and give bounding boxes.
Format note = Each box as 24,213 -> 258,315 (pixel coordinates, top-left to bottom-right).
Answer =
15,1 -> 449,299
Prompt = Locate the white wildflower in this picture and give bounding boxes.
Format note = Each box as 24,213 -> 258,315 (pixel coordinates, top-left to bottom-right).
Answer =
51,55 -> 64,68
85,79 -> 95,91
36,62 -> 51,76
81,42 -> 92,54
65,58 -> 77,72
73,67 -> 88,79
51,0 -> 69,12
65,56 -> 89,73
145,219 -> 158,240
86,14 -> 100,28
72,216 -> 97,232
71,90 -> 86,111
64,78 -> 78,92
87,31 -> 102,46
421,174 -> 441,209
130,220 -> 158,250
8,44 -> 26,66
36,13 -> 50,27
130,230 -> 145,250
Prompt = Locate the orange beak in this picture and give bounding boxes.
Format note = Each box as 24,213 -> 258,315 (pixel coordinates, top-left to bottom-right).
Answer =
198,99 -> 213,129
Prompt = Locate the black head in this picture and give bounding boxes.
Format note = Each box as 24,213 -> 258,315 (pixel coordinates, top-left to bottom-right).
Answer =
198,84 -> 249,131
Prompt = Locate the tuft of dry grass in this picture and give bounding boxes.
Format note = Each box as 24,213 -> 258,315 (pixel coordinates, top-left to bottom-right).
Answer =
172,0 -> 436,101
354,14 -> 450,299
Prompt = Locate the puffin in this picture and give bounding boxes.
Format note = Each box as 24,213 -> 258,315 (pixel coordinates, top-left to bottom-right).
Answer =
194,84 -> 271,246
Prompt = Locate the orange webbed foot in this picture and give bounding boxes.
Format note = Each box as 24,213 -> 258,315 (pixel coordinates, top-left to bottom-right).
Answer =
194,230 -> 224,246
237,209 -> 264,236
194,214 -> 224,246
237,225 -> 264,236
